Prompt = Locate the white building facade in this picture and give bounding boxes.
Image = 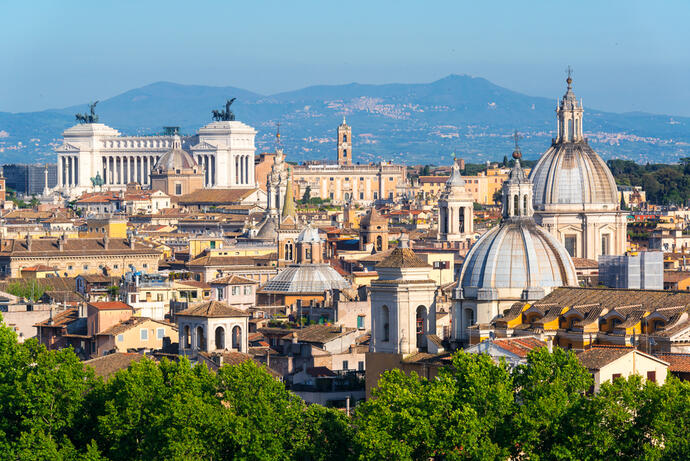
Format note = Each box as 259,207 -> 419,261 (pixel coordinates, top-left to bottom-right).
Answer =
55,120 -> 257,196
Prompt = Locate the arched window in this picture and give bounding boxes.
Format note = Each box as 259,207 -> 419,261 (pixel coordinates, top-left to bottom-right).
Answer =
344,192 -> 350,201
464,308 -> 475,328
568,119 -> 574,142
196,326 -> 206,350
416,305 -> 427,349
459,208 -> 465,233
184,325 -> 190,348
376,235 -> 383,252
231,326 -> 242,352
215,326 -> 225,350
284,242 -> 293,260
513,194 -> 519,216
343,134 -> 347,142
523,195 -> 528,215
381,305 -> 390,342
305,247 -> 312,261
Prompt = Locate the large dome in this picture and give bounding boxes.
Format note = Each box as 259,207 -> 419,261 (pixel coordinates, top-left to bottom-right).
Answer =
530,142 -> 618,207
460,219 -> 578,301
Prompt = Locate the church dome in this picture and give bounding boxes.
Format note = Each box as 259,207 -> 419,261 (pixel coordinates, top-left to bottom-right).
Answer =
261,264 -> 350,294
154,137 -> 199,172
296,225 -> 322,243
530,143 -> 618,207
459,220 -> 578,300
255,216 -> 277,240
529,75 -> 618,208
460,142 -> 578,301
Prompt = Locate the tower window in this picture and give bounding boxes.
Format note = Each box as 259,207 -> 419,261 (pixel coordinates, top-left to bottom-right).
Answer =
381,305 -> 390,342
513,194 -> 519,216
343,149 -> 347,157
343,134 -> 347,142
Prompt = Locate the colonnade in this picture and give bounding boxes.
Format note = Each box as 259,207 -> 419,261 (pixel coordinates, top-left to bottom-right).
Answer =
234,154 -> 252,186
195,154 -> 216,187
59,156 -> 79,187
101,155 -> 160,186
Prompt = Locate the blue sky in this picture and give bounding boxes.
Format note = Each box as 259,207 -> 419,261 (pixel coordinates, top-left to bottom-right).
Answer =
2,0 -> 689,115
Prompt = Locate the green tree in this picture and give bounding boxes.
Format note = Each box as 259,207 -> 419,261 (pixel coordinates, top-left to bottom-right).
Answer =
507,347 -> 593,459
301,185 -> 312,205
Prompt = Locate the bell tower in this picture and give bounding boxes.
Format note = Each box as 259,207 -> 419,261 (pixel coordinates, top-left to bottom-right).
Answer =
556,67 -> 584,143
337,117 -> 352,166
437,158 -> 474,242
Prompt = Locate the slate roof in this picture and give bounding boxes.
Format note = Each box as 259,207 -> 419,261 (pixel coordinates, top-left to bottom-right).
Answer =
177,300 -> 249,318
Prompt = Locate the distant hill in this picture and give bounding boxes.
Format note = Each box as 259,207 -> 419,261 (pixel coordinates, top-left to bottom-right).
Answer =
1,75 -> 689,165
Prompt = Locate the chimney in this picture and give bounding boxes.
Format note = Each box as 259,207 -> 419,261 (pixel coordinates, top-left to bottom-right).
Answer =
103,235 -> 109,250
266,349 -> 270,368
547,336 -> 553,353
47,306 -> 54,325
58,233 -> 65,251
25,233 -> 32,251
129,236 -> 135,249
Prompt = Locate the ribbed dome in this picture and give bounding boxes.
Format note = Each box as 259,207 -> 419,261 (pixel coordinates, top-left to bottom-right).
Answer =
261,264 -> 350,294
530,143 -> 618,207
154,137 -> 199,172
460,220 -> 578,300
255,216 -> 277,240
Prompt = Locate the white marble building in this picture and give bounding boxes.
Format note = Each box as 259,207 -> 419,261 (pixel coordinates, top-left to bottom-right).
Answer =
55,120 -> 257,196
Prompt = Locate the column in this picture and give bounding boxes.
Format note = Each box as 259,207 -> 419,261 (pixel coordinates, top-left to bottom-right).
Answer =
74,156 -> 79,187
58,157 -> 63,188
235,156 -> 239,185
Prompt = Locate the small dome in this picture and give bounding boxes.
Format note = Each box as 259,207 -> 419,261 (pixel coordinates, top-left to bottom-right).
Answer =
297,225 -> 322,243
446,164 -> 465,187
261,264 -> 350,294
154,137 -> 199,172
460,220 -> 577,300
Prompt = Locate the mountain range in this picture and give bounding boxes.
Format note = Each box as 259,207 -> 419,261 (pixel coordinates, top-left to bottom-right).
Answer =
1,74 -> 689,166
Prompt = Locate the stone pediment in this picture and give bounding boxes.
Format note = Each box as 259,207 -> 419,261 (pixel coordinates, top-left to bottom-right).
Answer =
56,143 -> 81,152
190,141 -> 218,151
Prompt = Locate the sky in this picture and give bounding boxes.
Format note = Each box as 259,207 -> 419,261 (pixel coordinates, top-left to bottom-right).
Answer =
2,0 -> 690,115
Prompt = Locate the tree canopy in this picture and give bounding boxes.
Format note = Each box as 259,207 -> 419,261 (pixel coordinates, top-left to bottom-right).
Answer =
2,315 -> 690,460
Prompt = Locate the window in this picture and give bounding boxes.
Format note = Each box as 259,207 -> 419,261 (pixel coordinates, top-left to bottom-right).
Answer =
143,264 -> 148,268
358,361 -> 364,371
359,192 -> 364,200
342,360 -> 349,370
382,305 -> 390,342
601,234 -> 610,256
647,371 -> 656,383
343,149 -> 347,157
83,265 -> 89,270
612,373 -> 622,381
330,192 -> 334,199
157,294 -> 163,301
157,328 -> 165,339
68,265 -> 73,270
360,177 -> 364,181
114,265 -> 118,269
217,287 -> 224,301
357,315 -> 365,329
329,177 -> 334,181
244,286 -> 251,295
343,134 -> 347,142
373,192 -> 378,200
232,286 -> 239,296
117,334 -> 124,342
564,235 -> 577,257
140,329 -> 148,341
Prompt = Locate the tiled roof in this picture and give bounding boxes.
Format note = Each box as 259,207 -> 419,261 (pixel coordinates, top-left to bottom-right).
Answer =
34,308 -> 79,328
88,301 -> 133,311
177,188 -> 257,205
376,247 -> 430,269
492,336 -> 546,358
307,366 -> 336,377
577,346 -> 634,370
83,353 -> 148,379
572,257 -> 599,269
98,317 -> 175,336
0,238 -> 160,257
177,300 -> 249,318
664,271 -> 690,283
175,280 -> 212,289
210,275 -> 258,285
655,353 -> 690,372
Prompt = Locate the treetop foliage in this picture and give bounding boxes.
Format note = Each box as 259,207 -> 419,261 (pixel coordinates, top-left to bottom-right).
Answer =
1,315 -> 689,460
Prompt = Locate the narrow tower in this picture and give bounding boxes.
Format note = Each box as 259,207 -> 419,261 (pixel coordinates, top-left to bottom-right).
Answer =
337,117 -> 352,166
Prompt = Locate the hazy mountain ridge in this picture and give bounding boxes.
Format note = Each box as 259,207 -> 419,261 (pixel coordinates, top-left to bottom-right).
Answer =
1,74 -> 688,165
